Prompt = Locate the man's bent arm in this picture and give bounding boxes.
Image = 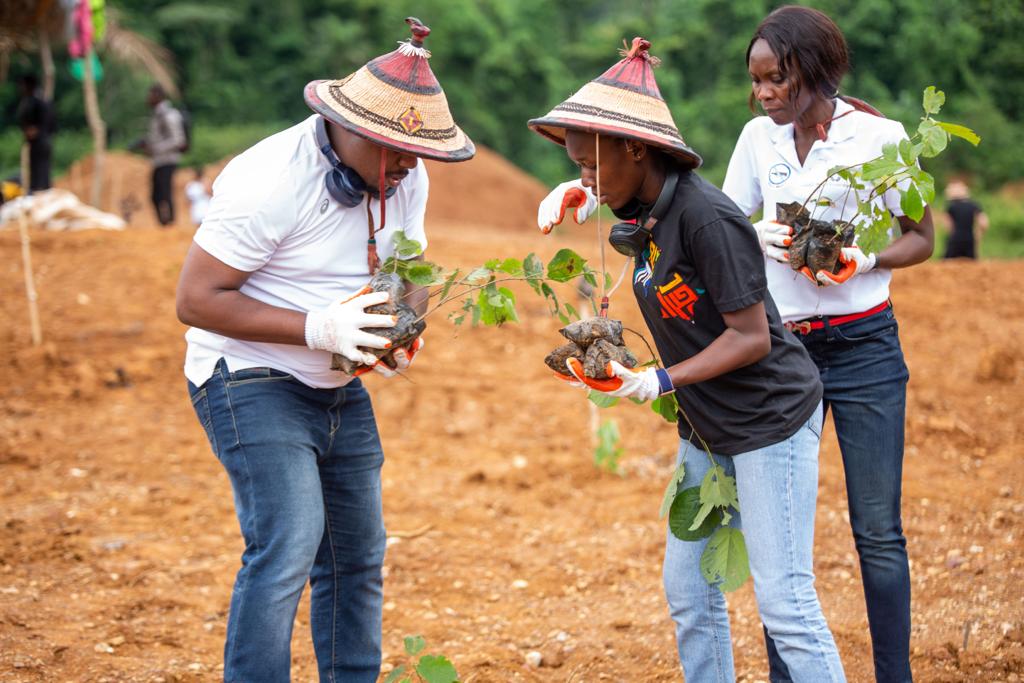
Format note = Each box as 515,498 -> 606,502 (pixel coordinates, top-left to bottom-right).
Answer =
176,242 -> 307,345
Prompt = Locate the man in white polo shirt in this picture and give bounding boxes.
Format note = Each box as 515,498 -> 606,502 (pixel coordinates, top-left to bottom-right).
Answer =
174,18 -> 473,682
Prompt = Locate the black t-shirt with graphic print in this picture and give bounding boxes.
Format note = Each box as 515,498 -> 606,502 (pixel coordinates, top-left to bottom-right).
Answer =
615,169 -> 822,456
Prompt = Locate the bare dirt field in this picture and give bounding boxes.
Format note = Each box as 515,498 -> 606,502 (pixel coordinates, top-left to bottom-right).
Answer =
2,156 -> 1022,682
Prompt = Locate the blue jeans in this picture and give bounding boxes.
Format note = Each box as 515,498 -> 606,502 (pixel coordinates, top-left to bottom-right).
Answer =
188,359 -> 386,683
766,305 -> 912,683
663,408 -> 846,683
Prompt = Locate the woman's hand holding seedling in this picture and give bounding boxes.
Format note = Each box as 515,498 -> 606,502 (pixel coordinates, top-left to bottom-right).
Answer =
751,219 -> 793,263
304,289 -> 397,366
815,247 -> 876,286
537,179 -> 598,233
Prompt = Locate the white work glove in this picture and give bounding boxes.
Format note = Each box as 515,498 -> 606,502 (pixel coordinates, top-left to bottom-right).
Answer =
815,247 -> 877,286
537,179 -> 599,234
752,219 -> 794,263
304,290 -> 396,366
565,359 -> 672,402
365,337 -> 424,378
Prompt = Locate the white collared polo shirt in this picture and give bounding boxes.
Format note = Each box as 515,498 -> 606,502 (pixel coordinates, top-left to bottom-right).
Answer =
184,115 -> 429,389
723,98 -> 915,322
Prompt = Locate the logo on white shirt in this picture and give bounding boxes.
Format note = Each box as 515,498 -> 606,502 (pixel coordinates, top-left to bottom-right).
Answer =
768,163 -> 791,186
319,198 -> 329,214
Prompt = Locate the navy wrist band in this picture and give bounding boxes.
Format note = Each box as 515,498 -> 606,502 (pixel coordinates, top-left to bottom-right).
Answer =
655,368 -> 674,395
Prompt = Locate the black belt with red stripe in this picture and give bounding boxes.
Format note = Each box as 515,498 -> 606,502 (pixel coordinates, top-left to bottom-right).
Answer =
784,300 -> 891,336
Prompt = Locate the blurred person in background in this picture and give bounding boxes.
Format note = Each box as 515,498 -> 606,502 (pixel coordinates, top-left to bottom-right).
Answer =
16,73 -> 56,192
135,84 -> 186,226
941,178 -> 988,259
184,165 -> 211,227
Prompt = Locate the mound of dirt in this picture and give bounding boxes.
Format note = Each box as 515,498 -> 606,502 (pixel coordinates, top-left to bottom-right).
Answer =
424,146 -> 548,230
55,142 -> 547,232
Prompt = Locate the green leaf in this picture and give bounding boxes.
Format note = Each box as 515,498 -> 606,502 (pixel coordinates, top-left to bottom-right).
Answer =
393,231 -> 424,259
540,282 -> 561,318
497,258 -> 524,276
699,465 -> 739,510
659,460 -> 687,519
700,527 -> 750,592
604,271 -> 614,290
415,655 -> 459,683
917,172 -> 936,204
917,119 -> 948,158
594,418 -> 622,472
900,183 -> 925,222
588,391 -> 619,408
898,138 -> 919,166
465,267 -> 492,283
935,121 -> 981,146
439,269 -> 461,301
650,393 -> 679,424
477,286 -> 518,326
404,635 -> 426,656
881,142 -> 898,161
384,665 -> 407,683
855,217 -> 894,256
861,158 -> 903,181
670,486 -> 722,540
404,261 -> 446,286
564,302 -> 580,321
689,500 -> 718,531
583,271 -> 598,288
547,248 -> 587,282
922,86 -> 945,116
523,253 -> 545,294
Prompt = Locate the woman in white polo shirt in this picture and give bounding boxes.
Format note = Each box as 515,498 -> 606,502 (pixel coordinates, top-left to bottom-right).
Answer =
722,7 -> 933,683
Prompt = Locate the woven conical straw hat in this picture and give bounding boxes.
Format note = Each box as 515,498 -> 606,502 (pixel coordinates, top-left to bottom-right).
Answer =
529,38 -> 701,168
305,17 -> 474,162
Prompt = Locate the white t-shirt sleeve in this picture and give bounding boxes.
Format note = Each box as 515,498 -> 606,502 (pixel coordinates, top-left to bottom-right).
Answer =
400,161 -> 429,255
193,167 -> 297,272
723,119 -> 764,217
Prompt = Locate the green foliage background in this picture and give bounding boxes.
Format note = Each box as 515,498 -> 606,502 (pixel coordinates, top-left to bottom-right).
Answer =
2,0 -> 1022,253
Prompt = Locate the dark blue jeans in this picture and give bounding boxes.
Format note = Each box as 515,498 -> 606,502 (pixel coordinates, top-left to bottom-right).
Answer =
765,305 -> 912,683
188,359 -> 386,683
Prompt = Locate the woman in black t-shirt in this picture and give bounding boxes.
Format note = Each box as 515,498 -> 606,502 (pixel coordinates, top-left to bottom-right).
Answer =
529,39 -> 846,682
942,179 -> 988,259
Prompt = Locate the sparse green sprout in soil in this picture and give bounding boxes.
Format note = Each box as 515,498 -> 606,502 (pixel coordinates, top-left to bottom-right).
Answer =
384,635 -> 459,683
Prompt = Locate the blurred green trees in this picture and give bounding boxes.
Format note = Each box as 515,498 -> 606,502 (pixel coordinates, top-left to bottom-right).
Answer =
3,0 -> 1022,190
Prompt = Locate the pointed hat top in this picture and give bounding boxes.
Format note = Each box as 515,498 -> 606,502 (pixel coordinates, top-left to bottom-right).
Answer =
528,37 -> 700,168
305,17 -> 474,162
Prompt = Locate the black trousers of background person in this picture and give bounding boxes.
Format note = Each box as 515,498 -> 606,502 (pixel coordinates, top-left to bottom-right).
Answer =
28,139 -> 52,192
152,163 -> 177,226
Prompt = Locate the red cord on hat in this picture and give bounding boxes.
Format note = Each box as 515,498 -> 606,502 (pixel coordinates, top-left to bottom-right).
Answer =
366,149 -> 388,273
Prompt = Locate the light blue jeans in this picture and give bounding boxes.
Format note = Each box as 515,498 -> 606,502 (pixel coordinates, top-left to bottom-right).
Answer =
663,406 -> 845,682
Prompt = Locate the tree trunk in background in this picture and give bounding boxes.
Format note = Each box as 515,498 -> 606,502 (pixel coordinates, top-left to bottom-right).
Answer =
38,29 -> 55,101
82,47 -> 106,209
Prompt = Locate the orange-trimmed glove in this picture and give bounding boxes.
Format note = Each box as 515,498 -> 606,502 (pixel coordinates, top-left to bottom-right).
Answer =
816,247 -> 876,286
305,288 -> 396,365
565,359 -> 674,401
752,219 -> 793,263
354,337 -> 424,378
537,179 -> 598,234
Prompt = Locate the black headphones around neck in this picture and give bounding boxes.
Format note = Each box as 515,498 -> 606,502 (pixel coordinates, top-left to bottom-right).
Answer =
607,168 -> 680,258
314,116 -> 397,208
